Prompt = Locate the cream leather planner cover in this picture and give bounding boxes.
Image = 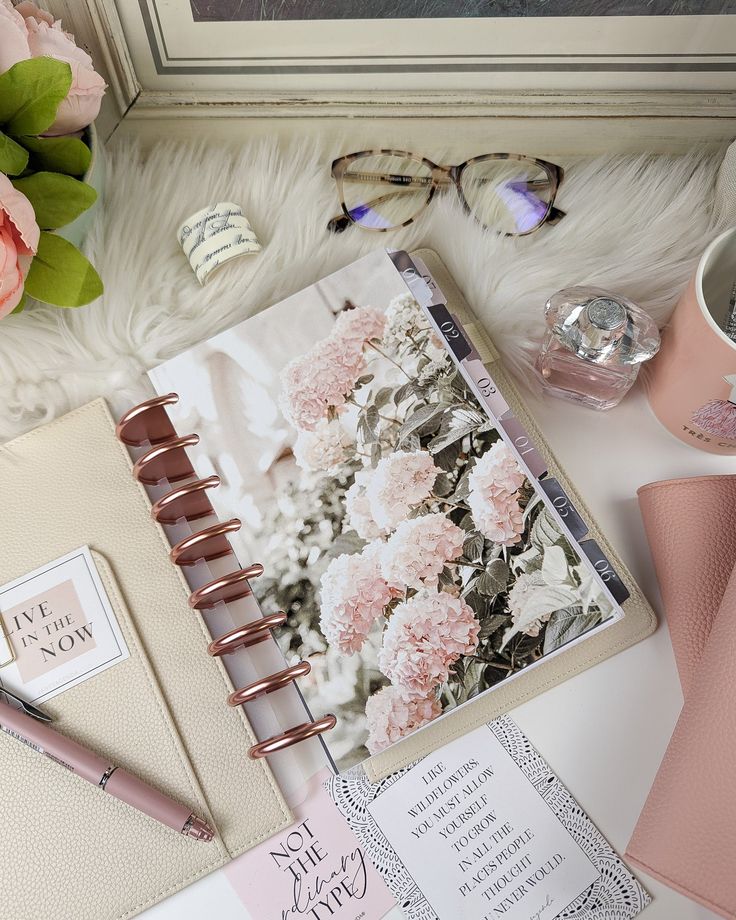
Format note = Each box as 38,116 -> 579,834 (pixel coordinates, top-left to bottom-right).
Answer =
364,251 -> 657,780
0,400 -> 291,920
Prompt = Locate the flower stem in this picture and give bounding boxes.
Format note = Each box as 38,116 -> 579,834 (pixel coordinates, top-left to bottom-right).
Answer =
366,341 -> 414,381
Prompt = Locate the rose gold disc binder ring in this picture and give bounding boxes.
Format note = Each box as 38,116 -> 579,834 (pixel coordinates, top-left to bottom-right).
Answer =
171,519 -> 242,566
188,564 -> 264,610
133,434 -> 200,485
228,661 -> 312,707
151,476 -> 220,525
115,393 -> 179,446
116,397 -> 338,758
208,611 -> 287,656
249,715 -> 338,759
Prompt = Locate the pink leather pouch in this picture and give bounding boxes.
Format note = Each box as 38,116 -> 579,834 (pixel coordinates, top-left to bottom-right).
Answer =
627,474 -> 736,918
636,474 -> 736,694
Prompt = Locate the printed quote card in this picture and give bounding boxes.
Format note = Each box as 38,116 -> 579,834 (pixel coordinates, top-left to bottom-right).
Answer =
328,718 -> 650,920
225,768 -> 396,920
0,547 -> 129,704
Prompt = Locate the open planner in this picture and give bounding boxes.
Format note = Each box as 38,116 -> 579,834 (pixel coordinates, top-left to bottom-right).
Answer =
0,249 -> 656,920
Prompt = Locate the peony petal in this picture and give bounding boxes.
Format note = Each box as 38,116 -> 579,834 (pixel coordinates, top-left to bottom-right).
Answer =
0,225 -> 25,319
15,1 -> 55,25
0,175 -> 40,255
0,0 -> 31,74
25,20 -> 94,68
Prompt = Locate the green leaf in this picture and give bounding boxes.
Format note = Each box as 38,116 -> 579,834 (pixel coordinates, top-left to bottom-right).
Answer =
373,386 -> 393,410
24,232 -> 103,307
20,135 -> 91,177
531,507 -> 562,552
478,559 -> 510,596
397,403 -> 444,443
542,606 -> 601,655
476,561 -> 510,597
462,532 -> 484,562
12,173 -> 97,230
0,130 -> 29,175
427,407 -> 485,454
0,58 -> 73,137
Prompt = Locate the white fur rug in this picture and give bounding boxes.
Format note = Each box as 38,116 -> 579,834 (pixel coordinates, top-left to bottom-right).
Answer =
0,138 -> 724,441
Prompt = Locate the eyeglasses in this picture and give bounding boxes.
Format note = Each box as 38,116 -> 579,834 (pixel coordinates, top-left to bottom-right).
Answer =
328,149 -> 565,236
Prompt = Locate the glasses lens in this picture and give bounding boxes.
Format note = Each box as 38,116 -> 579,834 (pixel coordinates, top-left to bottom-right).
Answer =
340,154 -> 433,230
460,158 -> 553,234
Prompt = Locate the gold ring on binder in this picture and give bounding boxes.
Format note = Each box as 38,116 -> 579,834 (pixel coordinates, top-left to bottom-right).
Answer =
115,393 -> 179,446
133,434 -> 200,485
207,611 -> 287,656
171,519 -> 242,567
228,661 -> 312,707
151,476 -> 220,525
188,564 -> 264,610
249,714 -> 338,759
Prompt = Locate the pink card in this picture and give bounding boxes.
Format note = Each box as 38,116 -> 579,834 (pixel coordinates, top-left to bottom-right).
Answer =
225,768 -> 396,920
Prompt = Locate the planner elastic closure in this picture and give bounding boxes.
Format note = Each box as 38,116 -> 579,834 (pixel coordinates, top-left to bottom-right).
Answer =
116,395 -> 336,760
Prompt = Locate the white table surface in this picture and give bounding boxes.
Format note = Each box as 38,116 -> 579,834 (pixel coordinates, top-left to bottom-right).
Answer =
144,385 -> 732,920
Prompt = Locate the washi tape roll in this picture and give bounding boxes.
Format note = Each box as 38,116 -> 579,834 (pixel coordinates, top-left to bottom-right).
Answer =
177,202 -> 261,285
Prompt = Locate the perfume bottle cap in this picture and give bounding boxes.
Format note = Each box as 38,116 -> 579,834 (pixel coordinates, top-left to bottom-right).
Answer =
546,286 -> 660,366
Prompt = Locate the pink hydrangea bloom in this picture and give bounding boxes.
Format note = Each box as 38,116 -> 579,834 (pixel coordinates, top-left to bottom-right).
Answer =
365,685 -> 442,754
293,419 -> 348,471
366,450 -> 440,532
333,305 -> 386,346
280,336 -> 365,431
468,441 -> 526,546
344,468 -> 383,540
379,590 -> 480,696
319,542 -> 398,655
381,513 -> 464,589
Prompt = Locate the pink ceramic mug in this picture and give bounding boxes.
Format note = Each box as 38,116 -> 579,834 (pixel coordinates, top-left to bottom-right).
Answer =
647,226 -> 736,455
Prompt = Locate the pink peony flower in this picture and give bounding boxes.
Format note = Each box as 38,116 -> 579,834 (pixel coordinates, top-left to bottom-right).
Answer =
0,174 -> 39,319
19,2 -> 106,136
344,468 -> 383,540
365,685 -> 442,754
381,513 -> 464,589
280,336 -> 365,431
319,542 -> 399,655
293,419 -> 348,471
379,590 -> 480,696
468,441 -> 526,546
333,305 -> 386,346
365,450 -> 440,532
0,0 -> 30,74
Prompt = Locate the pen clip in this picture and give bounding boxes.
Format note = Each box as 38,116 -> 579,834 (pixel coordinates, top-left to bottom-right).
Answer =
0,687 -> 52,723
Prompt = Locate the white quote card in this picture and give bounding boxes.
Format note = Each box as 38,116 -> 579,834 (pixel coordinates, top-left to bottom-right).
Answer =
328,717 -> 649,920
369,724 -> 597,919
0,547 -> 129,704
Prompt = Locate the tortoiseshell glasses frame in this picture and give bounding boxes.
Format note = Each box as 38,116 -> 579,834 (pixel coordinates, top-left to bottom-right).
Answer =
328,149 -> 565,236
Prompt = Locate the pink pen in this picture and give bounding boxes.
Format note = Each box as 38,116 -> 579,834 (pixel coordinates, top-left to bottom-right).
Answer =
0,692 -> 214,841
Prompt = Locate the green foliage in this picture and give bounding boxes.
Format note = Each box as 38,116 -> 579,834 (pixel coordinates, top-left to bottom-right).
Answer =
0,58 -> 72,137
21,135 -> 91,177
13,172 -> 97,230
0,130 -> 28,175
24,232 -> 103,307
0,58 -> 102,311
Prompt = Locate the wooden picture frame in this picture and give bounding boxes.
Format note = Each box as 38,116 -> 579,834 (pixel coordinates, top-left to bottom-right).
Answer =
47,0 -> 736,154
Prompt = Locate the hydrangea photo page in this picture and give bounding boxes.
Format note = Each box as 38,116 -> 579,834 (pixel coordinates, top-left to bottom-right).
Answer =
150,250 -> 621,769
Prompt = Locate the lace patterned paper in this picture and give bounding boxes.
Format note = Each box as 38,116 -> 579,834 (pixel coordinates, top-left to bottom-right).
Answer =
327,716 -> 650,920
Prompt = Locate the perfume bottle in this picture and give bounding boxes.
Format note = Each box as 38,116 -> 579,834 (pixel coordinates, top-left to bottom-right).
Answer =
535,286 -> 660,411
